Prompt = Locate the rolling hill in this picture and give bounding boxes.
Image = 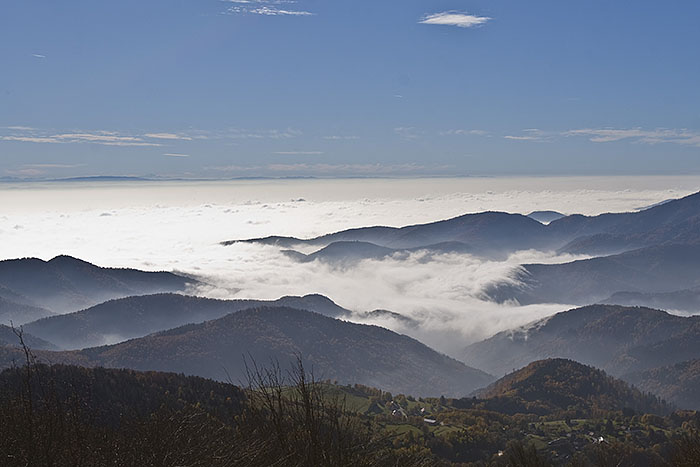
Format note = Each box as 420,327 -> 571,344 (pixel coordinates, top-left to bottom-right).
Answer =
12,307 -> 494,397
473,359 -> 669,416
24,293 -> 350,350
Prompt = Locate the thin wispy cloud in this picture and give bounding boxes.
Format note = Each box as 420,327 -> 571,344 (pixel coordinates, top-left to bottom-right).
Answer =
264,162 -> 428,174
3,126 -> 36,131
0,130 -> 160,147
31,54 -> 46,59
206,162 -> 434,176
420,11 -> 491,28
394,127 -> 420,139
0,126 -> 301,148
144,133 -> 193,141
5,163 -> 83,177
323,135 -> 359,140
564,128 -> 700,147
22,163 -> 83,169
441,129 -> 490,137
503,129 -> 552,142
225,0 -> 314,16
163,153 -> 191,158
225,128 -> 302,139
504,135 -> 539,141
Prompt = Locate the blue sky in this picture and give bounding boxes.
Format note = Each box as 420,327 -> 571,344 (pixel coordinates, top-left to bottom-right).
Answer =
1,0 -> 699,179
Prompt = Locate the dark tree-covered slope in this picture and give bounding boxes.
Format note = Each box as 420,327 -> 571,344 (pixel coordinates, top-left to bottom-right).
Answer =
473,359 -> 669,416
0,364 -> 246,427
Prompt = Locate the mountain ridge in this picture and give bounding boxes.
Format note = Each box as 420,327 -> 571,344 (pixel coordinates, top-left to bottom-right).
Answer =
4,306 -> 494,397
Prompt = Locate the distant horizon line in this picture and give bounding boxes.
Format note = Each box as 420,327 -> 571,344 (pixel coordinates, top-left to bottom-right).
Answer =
3,173 -> 700,184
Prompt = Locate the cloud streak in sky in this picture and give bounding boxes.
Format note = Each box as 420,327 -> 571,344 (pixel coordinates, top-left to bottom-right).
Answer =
0,130 -> 162,147
565,128 -> 700,147
0,126 -> 302,149
225,0 -> 314,16
144,133 -> 193,141
420,11 -> 491,28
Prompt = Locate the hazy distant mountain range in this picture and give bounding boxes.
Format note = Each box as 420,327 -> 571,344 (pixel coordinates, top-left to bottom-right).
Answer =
0,255 -> 196,324
226,191 -> 700,259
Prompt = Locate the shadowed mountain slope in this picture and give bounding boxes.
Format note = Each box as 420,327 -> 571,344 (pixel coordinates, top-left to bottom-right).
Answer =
602,287 -> 700,313
24,293 -> 350,350
12,307 -> 494,397
485,244 -> 700,305
0,292 -> 54,326
463,305 -> 700,378
0,256 -> 196,315
0,325 -> 56,350
625,359 -> 700,410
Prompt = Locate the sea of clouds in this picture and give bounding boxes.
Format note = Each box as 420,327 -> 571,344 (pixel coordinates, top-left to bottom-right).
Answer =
1,176 -> 698,356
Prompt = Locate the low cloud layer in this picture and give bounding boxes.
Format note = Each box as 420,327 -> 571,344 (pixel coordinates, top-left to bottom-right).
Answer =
1,177 -> 698,356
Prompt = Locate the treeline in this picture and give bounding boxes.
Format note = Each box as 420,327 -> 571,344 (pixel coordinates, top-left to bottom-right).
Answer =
0,349 -> 427,466
1,346 -> 699,466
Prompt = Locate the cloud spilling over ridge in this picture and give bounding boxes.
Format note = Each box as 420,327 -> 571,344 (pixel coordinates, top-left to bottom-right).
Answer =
193,245 -> 580,355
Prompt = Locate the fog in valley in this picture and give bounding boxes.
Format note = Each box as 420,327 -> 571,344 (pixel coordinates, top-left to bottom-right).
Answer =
2,176 -> 700,356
